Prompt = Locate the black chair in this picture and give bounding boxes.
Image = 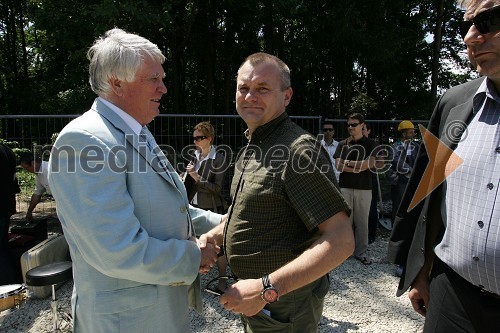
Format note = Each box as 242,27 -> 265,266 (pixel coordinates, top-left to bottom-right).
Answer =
25,261 -> 73,331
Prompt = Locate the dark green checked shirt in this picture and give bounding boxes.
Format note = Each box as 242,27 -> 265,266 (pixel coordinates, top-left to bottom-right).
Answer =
225,113 -> 351,279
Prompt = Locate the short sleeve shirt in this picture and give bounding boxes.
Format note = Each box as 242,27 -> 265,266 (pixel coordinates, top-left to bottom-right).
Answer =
225,113 -> 350,279
334,136 -> 377,190
34,161 -> 51,196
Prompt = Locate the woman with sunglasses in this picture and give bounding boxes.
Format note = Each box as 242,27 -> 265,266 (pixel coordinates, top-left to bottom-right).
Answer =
184,121 -> 230,293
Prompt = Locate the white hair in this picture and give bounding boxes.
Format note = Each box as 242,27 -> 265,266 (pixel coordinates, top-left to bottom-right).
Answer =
87,28 -> 165,96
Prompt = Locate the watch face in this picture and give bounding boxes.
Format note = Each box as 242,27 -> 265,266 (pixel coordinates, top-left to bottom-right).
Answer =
263,288 -> 278,302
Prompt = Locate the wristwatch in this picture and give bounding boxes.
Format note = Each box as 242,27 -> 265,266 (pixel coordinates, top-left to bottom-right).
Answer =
261,274 -> 279,303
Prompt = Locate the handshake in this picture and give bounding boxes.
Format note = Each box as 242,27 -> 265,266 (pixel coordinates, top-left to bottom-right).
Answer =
193,235 -> 221,274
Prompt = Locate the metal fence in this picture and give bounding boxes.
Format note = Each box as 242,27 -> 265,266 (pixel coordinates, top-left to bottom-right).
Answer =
0,114 -> 322,152
1,114 -> 429,216
0,114 -> 429,149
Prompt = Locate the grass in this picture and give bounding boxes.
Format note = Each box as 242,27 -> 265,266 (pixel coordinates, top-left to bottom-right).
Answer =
16,168 -> 35,197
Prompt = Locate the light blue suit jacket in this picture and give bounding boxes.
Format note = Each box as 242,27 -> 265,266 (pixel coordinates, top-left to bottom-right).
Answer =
48,99 -> 221,333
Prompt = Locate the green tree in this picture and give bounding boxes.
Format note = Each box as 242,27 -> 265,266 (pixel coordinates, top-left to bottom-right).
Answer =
0,0 -> 472,122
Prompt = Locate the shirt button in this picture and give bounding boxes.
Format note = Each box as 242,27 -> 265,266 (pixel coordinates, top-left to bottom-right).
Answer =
487,183 -> 494,190
180,206 -> 187,213
473,256 -> 479,261
478,221 -> 484,228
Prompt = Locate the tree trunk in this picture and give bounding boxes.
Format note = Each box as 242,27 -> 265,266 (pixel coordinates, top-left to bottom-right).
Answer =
431,0 -> 445,100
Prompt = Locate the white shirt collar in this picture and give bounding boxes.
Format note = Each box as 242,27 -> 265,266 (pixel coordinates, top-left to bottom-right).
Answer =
320,138 -> 337,146
98,97 -> 142,135
195,145 -> 217,161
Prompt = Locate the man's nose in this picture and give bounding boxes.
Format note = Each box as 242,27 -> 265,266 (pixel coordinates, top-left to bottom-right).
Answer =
245,90 -> 258,101
464,24 -> 486,45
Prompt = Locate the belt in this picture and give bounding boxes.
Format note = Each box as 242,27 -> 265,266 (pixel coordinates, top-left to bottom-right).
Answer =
436,257 -> 500,301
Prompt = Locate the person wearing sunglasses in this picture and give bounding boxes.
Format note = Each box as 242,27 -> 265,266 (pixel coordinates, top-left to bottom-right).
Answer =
200,52 -> 354,332
388,1 -> 500,332
319,120 -> 340,181
184,121 -> 229,215
183,121 -> 230,293
333,113 -> 378,266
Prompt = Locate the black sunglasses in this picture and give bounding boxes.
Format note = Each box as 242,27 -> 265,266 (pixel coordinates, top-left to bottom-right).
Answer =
193,136 -> 208,142
347,123 -> 360,128
323,128 -> 334,132
460,5 -> 500,39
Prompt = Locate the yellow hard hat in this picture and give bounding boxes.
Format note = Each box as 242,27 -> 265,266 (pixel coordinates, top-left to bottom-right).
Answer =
397,120 -> 415,131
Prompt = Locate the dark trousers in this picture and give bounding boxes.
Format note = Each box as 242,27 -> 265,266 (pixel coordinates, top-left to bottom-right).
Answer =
241,275 -> 329,333
391,178 -> 408,223
425,258 -> 500,333
0,214 -> 16,284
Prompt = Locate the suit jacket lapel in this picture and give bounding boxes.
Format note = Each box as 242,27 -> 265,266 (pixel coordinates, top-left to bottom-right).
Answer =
91,99 -> 178,187
439,77 -> 484,150
440,99 -> 475,150
199,158 -> 211,180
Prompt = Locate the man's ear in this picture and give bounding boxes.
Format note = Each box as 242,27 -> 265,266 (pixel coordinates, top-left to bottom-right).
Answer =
284,87 -> 293,107
109,77 -> 123,96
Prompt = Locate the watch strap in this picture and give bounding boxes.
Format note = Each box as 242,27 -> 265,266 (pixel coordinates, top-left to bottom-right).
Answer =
261,274 -> 279,303
262,274 -> 271,288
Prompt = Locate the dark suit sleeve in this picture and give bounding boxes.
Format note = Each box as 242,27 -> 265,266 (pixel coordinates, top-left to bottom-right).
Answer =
0,144 -> 18,216
387,98 -> 439,265
387,77 -> 483,296
386,92 -> 447,296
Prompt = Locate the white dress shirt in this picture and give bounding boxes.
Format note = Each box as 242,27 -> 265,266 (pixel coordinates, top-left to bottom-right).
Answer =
321,138 -> 340,181
436,78 -> 500,295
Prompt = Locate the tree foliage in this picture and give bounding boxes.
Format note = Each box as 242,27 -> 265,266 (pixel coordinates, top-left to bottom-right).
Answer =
1,0 -> 474,120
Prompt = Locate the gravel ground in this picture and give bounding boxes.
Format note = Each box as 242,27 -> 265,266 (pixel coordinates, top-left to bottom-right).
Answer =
0,229 -> 424,333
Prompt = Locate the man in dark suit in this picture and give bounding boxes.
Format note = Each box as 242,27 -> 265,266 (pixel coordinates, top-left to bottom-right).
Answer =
387,1 -> 500,332
0,143 -> 20,284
